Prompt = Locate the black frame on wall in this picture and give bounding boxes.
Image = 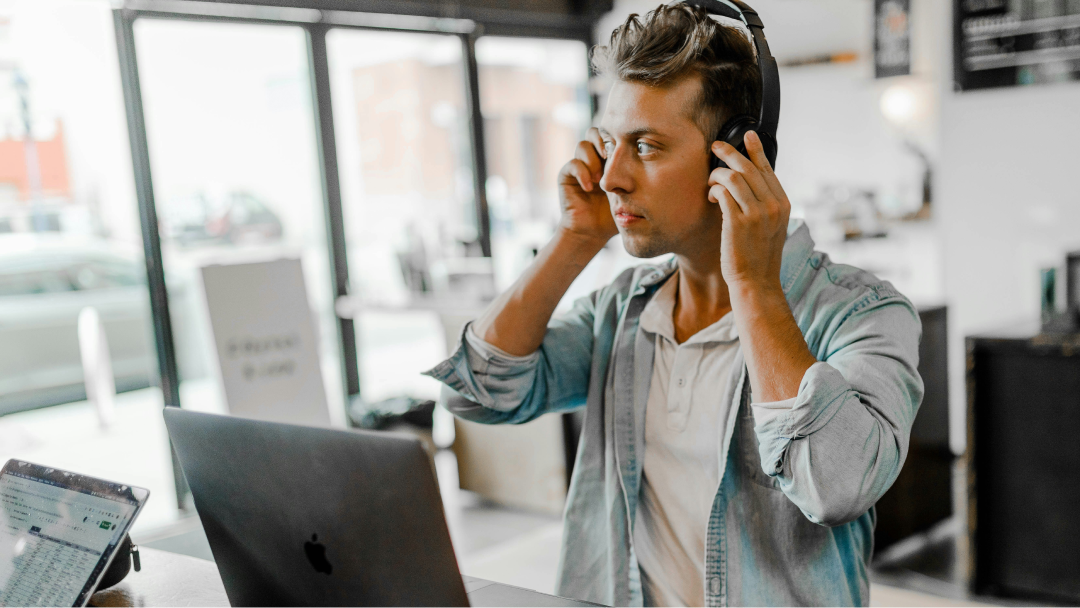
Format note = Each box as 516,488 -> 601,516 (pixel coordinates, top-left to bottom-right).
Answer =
112,0 -> 596,506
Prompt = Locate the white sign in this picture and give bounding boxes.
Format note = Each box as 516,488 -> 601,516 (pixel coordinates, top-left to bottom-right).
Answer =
200,259 -> 331,427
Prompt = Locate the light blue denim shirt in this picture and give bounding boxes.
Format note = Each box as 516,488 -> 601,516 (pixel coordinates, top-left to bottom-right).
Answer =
425,220 -> 923,607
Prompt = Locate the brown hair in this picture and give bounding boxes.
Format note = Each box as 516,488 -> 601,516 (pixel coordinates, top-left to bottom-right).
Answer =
591,3 -> 762,148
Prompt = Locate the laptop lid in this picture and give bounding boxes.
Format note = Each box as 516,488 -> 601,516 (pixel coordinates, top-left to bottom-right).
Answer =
163,408 -> 469,607
0,460 -> 149,607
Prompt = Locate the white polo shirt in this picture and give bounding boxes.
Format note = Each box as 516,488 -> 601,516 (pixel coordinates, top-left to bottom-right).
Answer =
633,273 -> 793,607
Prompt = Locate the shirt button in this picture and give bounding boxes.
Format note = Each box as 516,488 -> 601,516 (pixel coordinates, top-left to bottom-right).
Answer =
677,378 -> 685,387
709,576 -> 721,595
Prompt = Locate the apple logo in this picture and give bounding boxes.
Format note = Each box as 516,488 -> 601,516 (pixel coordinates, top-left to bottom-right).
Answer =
304,533 -> 333,575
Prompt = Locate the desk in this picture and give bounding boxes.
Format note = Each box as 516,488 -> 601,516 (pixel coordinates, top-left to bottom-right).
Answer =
84,548 -> 596,604
90,548 -> 227,607
84,548 -> 1002,608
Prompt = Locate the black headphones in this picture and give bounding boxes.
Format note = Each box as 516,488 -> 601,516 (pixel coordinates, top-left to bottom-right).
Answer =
681,0 -> 781,170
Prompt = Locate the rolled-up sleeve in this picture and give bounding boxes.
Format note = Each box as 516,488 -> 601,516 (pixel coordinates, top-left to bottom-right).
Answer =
750,396 -> 796,425
752,296 -> 924,527
422,291 -> 599,425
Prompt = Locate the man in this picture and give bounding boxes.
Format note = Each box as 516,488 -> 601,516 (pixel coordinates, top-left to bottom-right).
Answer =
425,4 -> 922,606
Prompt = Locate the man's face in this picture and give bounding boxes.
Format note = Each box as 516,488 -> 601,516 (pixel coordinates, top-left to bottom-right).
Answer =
598,76 -> 717,259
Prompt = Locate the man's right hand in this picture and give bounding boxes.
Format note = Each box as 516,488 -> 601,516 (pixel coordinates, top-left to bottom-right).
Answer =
471,128 -> 618,356
557,127 -> 618,246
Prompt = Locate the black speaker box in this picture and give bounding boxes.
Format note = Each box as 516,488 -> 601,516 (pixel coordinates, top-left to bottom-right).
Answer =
966,332 -> 1080,603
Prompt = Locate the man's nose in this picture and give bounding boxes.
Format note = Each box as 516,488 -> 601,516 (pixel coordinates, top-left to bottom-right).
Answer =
598,144 -> 634,194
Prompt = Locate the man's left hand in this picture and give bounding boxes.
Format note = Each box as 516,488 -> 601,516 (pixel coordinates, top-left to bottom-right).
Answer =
709,130 -> 814,403
708,130 -> 791,293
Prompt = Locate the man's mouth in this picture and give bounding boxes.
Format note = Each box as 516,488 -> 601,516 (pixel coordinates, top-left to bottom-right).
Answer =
613,206 -> 645,227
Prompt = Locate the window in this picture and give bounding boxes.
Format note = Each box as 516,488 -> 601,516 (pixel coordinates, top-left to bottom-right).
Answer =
474,37 -> 596,294
133,19 -> 345,423
474,36 -> 637,309
327,29 -> 478,404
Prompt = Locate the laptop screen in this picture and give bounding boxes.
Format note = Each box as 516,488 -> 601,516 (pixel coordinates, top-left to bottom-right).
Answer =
0,460 -> 148,607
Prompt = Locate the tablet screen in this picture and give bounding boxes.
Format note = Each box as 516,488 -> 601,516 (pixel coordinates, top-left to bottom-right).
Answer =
0,460 -> 148,607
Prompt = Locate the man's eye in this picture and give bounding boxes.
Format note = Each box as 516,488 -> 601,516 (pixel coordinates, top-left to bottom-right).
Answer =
636,141 -> 655,155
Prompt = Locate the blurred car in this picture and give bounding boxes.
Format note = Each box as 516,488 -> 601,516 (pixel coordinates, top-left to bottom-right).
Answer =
160,191 -> 283,246
0,234 -> 183,415
0,199 -> 105,236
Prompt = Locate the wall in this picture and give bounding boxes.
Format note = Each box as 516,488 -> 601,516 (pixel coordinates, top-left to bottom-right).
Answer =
771,62 -> 925,209
940,84 -> 1080,329
932,5 -> 1080,453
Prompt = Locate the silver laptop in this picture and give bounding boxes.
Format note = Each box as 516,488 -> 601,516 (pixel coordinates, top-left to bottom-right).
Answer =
165,408 -> 601,607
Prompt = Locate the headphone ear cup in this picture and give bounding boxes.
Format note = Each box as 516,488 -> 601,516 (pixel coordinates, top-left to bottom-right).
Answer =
757,131 -> 778,169
711,115 -> 758,170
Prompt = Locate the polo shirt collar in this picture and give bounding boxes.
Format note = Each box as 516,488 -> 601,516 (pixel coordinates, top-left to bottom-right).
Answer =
639,271 -> 738,345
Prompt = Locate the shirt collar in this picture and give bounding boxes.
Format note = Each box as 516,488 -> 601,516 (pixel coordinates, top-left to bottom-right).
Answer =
639,272 -> 677,339
639,271 -> 739,345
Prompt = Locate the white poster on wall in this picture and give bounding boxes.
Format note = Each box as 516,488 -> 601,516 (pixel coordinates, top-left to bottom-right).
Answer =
200,258 -> 332,427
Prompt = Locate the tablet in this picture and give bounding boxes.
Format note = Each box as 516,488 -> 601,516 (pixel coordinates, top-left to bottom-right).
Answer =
0,460 -> 149,607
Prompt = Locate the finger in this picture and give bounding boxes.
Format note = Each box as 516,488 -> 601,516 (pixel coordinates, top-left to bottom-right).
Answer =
708,166 -> 757,214
744,131 -> 786,201
713,186 -> 741,229
574,140 -> 604,183
562,158 -> 597,192
711,140 -> 772,202
586,127 -> 607,160
709,184 -> 740,215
